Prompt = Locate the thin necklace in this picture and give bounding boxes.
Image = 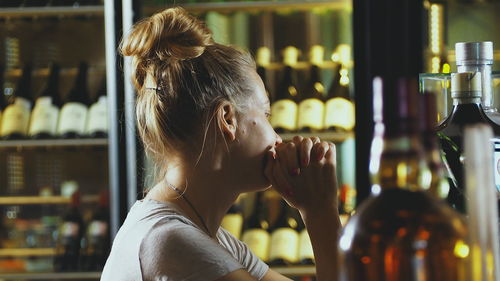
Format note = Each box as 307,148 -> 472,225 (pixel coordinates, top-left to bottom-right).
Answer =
166,182 -> 213,238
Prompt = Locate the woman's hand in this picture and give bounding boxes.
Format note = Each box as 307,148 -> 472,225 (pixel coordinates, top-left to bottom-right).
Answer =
264,136 -> 338,214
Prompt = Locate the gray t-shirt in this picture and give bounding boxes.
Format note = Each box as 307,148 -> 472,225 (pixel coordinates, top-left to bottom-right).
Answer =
101,199 -> 269,281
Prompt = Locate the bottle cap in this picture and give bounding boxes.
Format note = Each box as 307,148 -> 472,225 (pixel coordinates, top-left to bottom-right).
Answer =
256,47 -> 271,67
451,72 -> 482,99
283,46 -> 299,66
309,45 -> 324,66
455,41 -> 493,65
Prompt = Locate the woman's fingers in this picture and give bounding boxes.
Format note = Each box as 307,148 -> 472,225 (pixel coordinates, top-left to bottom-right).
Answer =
312,141 -> 331,163
276,142 -> 301,176
299,138 -> 314,168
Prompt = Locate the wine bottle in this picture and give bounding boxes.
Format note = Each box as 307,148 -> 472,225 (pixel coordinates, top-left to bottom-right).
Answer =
86,77 -> 108,138
220,201 -> 244,240
324,46 -> 355,132
420,92 -> 450,199
339,77 -> 468,281
80,190 -> 110,271
29,63 -> 61,139
54,191 -> 85,272
295,209 -> 314,265
256,47 -> 271,98
268,200 -> 299,266
0,65 -> 5,133
0,64 -> 33,140
241,192 -> 270,263
455,41 -> 500,124
436,72 -> 500,212
57,62 -> 90,138
297,45 -> 325,132
270,46 -> 300,133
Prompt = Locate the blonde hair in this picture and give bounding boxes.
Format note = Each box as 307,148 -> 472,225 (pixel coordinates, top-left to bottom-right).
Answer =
120,7 -> 256,183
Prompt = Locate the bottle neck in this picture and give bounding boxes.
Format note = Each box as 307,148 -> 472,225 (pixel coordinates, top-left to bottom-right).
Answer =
457,63 -> 493,109
370,131 -> 429,194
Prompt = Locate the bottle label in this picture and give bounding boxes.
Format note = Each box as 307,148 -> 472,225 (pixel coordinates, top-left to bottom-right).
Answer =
493,139 -> 500,193
221,214 -> 243,240
61,222 -> 79,237
298,229 -> 314,261
269,227 -> 299,263
242,229 -> 270,261
86,97 -> 108,135
58,102 -> 88,135
270,99 -> 297,131
0,98 -> 31,137
297,98 -> 325,130
29,97 -> 59,136
324,97 -> 355,130
88,221 -> 108,237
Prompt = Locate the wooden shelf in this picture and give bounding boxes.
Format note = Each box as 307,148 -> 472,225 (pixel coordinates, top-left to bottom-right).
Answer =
0,5 -> 104,18
0,138 -> 108,149
0,195 -> 99,205
272,265 -> 315,276
144,0 -> 350,14
0,272 -> 101,280
0,248 -> 55,258
280,131 -> 354,142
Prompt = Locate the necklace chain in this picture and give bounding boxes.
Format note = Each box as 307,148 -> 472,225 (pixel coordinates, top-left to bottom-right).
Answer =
166,182 -> 213,238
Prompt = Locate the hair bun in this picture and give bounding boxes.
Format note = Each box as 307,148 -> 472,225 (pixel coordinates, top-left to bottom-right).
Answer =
121,7 -> 212,61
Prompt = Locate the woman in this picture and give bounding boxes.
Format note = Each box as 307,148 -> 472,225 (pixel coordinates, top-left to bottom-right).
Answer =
101,7 -> 340,281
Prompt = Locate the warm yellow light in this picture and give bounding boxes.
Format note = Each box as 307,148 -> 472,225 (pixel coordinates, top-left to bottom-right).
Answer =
453,240 -> 470,259
396,162 -> 408,187
429,4 -> 441,55
442,63 -> 451,74
431,56 -> 441,73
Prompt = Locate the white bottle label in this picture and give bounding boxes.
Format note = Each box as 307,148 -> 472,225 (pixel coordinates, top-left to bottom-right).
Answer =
242,229 -> 270,262
269,227 -> 299,263
58,102 -> 88,136
29,97 -> 59,136
297,98 -> 325,130
88,221 -> 108,237
270,99 -> 297,131
221,214 -> 243,240
0,98 -> 31,137
86,96 -> 108,135
324,97 -> 355,130
298,229 -> 314,262
61,222 -> 79,237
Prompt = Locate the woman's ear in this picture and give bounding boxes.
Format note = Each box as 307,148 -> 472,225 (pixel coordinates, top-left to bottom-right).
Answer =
216,102 -> 237,142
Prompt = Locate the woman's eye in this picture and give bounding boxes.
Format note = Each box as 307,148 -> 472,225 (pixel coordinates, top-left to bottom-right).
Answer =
265,112 -> 272,118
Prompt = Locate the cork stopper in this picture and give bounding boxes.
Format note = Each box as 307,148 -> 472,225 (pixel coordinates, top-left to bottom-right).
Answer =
256,47 -> 271,67
309,45 -> 324,66
451,72 -> 482,99
283,46 -> 299,66
455,41 -> 493,65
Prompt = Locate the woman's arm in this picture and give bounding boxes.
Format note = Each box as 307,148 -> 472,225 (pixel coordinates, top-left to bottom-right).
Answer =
265,136 -> 340,281
215,269 -> 292,281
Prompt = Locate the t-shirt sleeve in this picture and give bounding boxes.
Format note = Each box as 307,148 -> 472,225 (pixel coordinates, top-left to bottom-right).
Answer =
139,220 -> 244,281
218,228 -> 269,280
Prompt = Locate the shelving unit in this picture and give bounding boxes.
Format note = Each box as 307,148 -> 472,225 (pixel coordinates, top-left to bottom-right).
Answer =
0,195 -> 99,205
0,5 -> 104,18
0,138 -> 108,149
0,248 -> 55,258
0,272 -> 101,280
144,0 -> 350,13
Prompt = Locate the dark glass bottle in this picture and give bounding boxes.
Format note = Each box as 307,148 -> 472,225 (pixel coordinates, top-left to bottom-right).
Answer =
54,191 -> 85,272
0,63 -> 33,140
324,62 -> 355,132
256,47 -> 271,98
268,200 -> 299,266
57,62 -> 90,138
241,192 -> 270,263
80,190 -> 110,271
29,63 -> 61,139
220,201 -> 243,240
86,77 -> 108,138
437,72 -> 500,212
270,46 -> 299,133
297,45 -> 325,132
339,77 -> 468,281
